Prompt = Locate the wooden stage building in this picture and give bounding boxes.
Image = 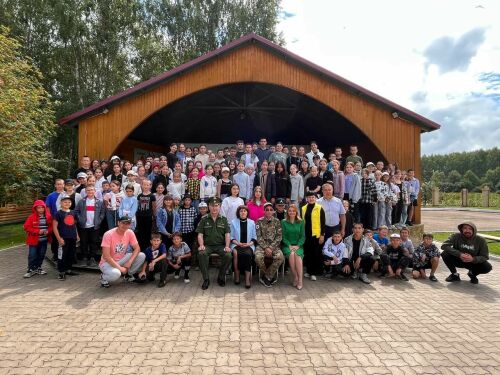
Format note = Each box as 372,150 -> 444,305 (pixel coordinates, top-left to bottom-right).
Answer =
59,33 -> 440,224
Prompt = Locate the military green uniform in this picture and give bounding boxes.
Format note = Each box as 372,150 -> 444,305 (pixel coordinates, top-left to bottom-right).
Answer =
196,214 -> 232,281
255,216 -> 284,280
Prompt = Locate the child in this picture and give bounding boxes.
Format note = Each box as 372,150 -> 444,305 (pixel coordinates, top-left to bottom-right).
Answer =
167,171 -> 185,200
119,184 -> 138,230
139,233 -> 168,287
245,164 -> 256,194
373,170 -> 388,230
412,233 -> 440,282
167,232 -> 192,283
56,179 -> 80,212
322,231 -> 349,278
289,164 -> 304,205
358,168 -> 377,230
305,165 -> 322,197
178,194 -> 198,250
373,225 -> 389,252
136,180 -> 156,251
23,200 -> 52,278
186,168 -> 201,210
122,170 -> 141,196
200,164 -> 217,202
94,168 -> 106,192
364,229 -> 382,273
380,233 -> 409,280
103,180 -> 123,230
217,167 -> 232,200
232,162 -> 250,201
400,227 -> 414,259
53,196 -> 79,280
221,184 -> 245,224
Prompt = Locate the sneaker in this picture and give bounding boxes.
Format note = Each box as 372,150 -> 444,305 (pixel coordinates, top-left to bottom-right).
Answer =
184,278 -> 191,284
270,277 -> 277,285
467,271 -> 479,284
399,273 -> 409,282
351,270 -> 358,280
310,275 -> 317,281
100,274 -> 110,288
158,280 -> 167,288
264,277 -> 272,288
37,268 -> 47,275
58,272 -> 66,281
429,275 -> 438,282
174,273 -> 180,280
123,274 -> 136,283
445,273 -> 461,282
359,273 -> 372,284
23,269 -> 37,278
304,273 -> 310,278
88,258 -> 98,267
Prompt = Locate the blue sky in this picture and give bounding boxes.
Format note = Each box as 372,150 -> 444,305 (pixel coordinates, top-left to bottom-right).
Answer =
278,0 -> 500,155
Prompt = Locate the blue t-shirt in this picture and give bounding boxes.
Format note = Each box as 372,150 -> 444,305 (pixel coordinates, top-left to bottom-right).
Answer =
54,210 -> 78,239
144,243 -> 167,263
45,191 -> 61,216
373,233 -> 389,247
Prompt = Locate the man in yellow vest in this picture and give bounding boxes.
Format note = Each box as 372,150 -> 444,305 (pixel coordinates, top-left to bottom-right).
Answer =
302,191 -> 326,281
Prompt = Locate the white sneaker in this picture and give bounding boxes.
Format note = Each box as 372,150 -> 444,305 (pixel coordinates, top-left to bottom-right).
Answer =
304,273 -> 310,278
174,274 -> 180,279
37,268 -> 47,275
184,278 -> 190,284
23,269 -> 37,278
351,270 -> 358,280
310,275 -> 317,281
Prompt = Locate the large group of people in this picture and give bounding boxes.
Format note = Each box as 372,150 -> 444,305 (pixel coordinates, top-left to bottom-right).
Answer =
23,138 -> 493,289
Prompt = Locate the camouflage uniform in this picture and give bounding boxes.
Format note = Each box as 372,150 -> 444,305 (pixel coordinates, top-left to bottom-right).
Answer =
255,216 -> 284,280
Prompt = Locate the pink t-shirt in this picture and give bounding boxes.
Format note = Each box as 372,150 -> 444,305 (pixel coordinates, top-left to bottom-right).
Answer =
99,228 -> 138,266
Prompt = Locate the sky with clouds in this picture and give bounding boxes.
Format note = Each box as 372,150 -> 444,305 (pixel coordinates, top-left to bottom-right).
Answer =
277,0 -> 500,155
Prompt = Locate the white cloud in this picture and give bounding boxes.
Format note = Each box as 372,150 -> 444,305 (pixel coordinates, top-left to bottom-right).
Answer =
278,0 -> 500,154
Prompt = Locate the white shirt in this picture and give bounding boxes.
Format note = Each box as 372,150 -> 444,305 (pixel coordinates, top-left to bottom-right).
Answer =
317,196 -> 346,227
85,198 -> 96,228
221,196 -> 245,224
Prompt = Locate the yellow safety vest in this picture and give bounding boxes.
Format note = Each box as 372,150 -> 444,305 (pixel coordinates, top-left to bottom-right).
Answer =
301,203 -> 322,238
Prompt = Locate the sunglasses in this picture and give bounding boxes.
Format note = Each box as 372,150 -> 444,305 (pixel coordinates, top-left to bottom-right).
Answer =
265,208 -> 274,211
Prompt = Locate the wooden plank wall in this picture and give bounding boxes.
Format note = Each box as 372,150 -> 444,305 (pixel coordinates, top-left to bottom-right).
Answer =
78,43 -> 424,222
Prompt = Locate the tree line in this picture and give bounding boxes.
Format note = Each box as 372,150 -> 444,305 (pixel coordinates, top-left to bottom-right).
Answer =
0,0 -> 283,204
422,148 -> 500,192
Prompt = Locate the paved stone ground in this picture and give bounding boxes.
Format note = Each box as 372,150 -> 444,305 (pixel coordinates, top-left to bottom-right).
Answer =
422,209 -> 500,232
1,246 -> 500,375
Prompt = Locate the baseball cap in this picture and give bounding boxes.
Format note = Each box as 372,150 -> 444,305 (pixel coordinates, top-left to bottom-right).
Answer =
64,179 -> 74,185
110,155 -> 120,162
199,202 -> 208,208
117,216 -> 132,223
60,195 -> 72,201
264,202 -> 274,209
390,233 -> 401,239
222,167 -> 230,172
126,170 -> 137,176
77,172 -> 87,179
366,162 -> 375,167
275,198 -> 286,205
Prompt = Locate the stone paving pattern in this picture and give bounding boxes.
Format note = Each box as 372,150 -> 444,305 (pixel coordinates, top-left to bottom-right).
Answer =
421,209 -> 500,232
1,245 -> 499,375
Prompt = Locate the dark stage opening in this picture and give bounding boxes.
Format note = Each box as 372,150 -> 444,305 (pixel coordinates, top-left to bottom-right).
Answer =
125,82 -> 385,160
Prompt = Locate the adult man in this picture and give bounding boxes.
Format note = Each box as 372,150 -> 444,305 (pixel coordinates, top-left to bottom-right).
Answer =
73,155 -> 91,179
255,202 -> 284,287
441,222 -> 492,284
99,216 -> 146,288
254,137 -> 273,168
253,160 -> 276,202
269,142 -> 288,166
406,169 -> 420,225
45,179 -> 65,261
345,145 -> 363,166
343,223 -> 375,284
196,197 -> 232,290
317,183 -> 346,239
74,186 -> 105,266
306,141 -> 324,166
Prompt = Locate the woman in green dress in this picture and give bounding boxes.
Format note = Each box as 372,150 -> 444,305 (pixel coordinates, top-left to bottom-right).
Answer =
281,204 -> 305,290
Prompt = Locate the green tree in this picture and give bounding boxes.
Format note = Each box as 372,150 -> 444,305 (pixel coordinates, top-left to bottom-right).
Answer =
430,170 -> 446,188
483,167 -> 500,192
0,27 -> 56,204
461,170 -> 480,191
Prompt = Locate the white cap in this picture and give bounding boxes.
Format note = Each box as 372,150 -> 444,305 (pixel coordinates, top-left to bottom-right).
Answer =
77,172 -> 87,179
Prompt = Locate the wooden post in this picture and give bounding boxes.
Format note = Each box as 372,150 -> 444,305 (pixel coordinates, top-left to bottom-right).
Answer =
482,186 -> 490,207
432,187 -> 440,206
461,189 -> 468,207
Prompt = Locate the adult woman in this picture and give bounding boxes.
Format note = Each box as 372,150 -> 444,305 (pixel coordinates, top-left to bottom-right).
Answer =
281,204 -> 305,289
248,185 -> 268,221
301,192 -> 326,281
220,183 -> 245,224
230,205 -> 257,288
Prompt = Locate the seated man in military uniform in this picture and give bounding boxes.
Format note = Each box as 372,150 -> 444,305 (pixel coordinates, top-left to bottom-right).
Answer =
255,202 -> 284,287
196,197 -> 232,290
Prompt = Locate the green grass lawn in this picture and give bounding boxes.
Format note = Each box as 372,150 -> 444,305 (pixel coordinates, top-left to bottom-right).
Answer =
0,223 -> 25,250
433,231 -> 500,255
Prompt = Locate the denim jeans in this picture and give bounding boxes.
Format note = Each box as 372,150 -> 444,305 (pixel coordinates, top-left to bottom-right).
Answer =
372,201 -> 386,229
28,241 -> 48,270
